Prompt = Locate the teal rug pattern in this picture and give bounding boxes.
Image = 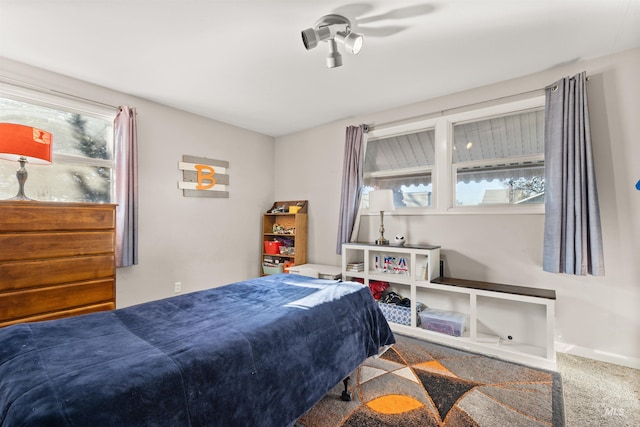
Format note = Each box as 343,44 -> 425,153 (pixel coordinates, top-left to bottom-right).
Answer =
296,334 -> 564,426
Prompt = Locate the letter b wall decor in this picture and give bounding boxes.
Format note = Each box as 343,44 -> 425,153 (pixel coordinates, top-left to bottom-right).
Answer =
178,155 -> 229,198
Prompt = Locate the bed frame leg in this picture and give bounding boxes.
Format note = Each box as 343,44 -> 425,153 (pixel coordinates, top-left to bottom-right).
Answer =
341,376 -> 352,401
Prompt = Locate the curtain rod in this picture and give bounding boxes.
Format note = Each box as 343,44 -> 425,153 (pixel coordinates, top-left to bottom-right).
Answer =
368,75 -> 591,132
550,75 -> 591,92
0,76 -> 120,111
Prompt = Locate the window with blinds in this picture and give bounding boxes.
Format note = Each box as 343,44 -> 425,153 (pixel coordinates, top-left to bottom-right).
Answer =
363,128 -> 435,208
361,96 -> 545,213
452,108 -> 545,206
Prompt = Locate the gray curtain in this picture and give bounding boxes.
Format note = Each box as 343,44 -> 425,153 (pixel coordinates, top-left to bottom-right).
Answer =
114,106 -> 139,267
543,72 -> 604,275
336,124 -> 368,254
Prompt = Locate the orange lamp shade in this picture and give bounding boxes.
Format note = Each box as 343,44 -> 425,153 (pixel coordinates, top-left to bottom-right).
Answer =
0,123 -> 53,164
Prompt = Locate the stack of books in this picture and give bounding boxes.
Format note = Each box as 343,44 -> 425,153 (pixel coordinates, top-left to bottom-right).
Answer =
263,257 -> 279,267
346,262 -> 364,272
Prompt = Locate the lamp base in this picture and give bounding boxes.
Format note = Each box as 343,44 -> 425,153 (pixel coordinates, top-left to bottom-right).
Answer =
375,210 -> 390,245
8,193 -> 33,201
375,238 -> 389,245
5,157 -> 33,201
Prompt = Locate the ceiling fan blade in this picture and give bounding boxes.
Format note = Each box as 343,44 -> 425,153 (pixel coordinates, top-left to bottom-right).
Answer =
332,3 -> 374,20
358,4 -> 435,24
330,4 -> 434,38
358,25 -> 409,38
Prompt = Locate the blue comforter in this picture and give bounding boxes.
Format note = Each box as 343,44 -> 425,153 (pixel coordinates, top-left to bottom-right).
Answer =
0,274 -> 394,426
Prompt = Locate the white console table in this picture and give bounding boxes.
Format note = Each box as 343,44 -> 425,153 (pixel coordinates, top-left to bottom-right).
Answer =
287,263 -> 342,280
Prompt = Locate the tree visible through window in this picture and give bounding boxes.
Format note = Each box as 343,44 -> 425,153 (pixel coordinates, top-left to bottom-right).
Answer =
67,113 -> 111,202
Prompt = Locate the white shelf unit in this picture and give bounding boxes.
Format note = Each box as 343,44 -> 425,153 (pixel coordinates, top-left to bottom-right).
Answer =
342,243 -> 556,370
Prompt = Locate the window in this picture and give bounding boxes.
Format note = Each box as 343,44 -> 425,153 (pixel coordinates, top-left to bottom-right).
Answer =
363,127 -> 435,209
452,109 -> 545,206
0,87 -> 115,202
361,96 -> 545,214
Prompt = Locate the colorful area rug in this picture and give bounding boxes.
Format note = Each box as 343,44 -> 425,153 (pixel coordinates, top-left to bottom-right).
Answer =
296,334 -> 564,426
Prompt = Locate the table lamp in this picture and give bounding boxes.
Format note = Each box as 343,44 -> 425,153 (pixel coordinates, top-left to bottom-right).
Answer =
369,189 -> 395,245
0,123 -> 53,200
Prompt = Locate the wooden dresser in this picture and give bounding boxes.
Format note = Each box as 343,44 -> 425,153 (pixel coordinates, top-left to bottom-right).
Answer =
0,201 -> 116,327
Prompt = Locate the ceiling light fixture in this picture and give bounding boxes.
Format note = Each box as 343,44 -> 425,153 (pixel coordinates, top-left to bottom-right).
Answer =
301,14 -> 364,68
326,39 -> 342,68
335,30 -> 363,55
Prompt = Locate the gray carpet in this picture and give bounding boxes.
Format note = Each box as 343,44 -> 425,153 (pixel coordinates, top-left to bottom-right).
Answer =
558,352 -> 640,427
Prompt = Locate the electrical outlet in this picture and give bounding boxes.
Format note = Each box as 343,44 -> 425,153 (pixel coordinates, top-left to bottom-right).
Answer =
174,281 -> 182,293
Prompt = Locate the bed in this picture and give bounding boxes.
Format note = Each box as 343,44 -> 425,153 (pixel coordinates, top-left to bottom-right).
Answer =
0,274 -> 395,427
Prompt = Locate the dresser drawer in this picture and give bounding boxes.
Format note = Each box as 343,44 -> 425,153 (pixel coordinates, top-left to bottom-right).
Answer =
0,231 -> 115,262
0,302 -> 115,328
0,254 -> 115,292
0,202 -> 116,326
0,202 -> 115,231
0,279 -> 115,322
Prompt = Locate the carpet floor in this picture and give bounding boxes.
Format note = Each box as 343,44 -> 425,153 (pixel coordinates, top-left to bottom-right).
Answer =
296,334 -> 564,426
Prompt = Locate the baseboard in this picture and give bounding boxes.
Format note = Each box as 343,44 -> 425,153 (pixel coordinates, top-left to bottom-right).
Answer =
555,341 -> 640,370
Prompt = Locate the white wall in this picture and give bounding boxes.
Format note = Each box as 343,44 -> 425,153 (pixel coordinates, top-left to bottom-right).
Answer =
1,57 -> 276,307
274,48 -> 640,368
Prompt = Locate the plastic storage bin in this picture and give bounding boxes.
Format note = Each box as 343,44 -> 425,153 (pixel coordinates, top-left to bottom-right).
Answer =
264,240 -> 282,255
262,264 -> 284,275
419,308 -> 467,336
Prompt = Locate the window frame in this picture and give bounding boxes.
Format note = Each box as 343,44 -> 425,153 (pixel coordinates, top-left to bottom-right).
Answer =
363,96 -> 546,217
0,81 -> 117,202
446,96 -> 545,214
363,117 -> 439,215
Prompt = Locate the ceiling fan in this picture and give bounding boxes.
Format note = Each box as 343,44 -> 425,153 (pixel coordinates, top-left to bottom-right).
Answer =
301,3 -> 435,68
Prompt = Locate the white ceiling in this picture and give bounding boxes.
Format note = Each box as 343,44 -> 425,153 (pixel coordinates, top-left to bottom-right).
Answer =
1,1 -> 639,137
